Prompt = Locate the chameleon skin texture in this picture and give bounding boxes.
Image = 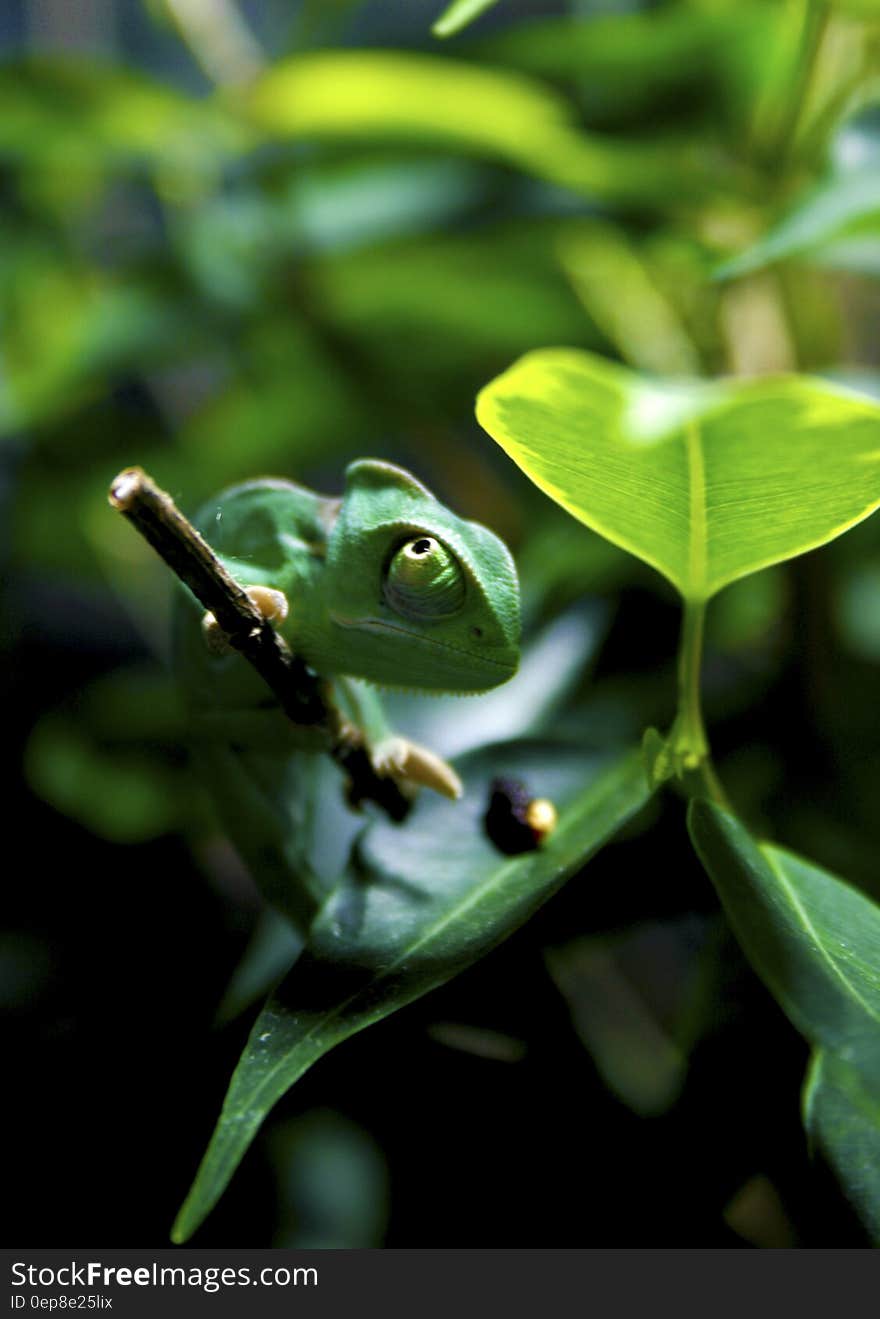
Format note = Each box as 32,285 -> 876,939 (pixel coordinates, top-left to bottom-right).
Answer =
171,460 -> 519,923
175,458 -> 520,714
324,460 -> 520,690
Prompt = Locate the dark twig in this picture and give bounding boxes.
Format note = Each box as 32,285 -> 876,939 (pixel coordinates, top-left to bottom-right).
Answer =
108,467 -> 410,820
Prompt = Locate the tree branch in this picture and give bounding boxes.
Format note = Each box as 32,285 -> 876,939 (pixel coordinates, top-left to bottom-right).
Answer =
108,467 -> 410,820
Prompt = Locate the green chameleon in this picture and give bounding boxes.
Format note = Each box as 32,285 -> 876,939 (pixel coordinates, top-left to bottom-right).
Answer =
174,458 -> 520,925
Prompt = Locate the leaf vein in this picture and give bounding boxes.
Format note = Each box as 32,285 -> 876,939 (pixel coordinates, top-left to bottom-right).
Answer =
685,420 -> 707,595
763,849 -> 880,1030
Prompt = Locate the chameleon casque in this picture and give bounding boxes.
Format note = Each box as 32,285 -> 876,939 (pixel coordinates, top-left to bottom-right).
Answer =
174,459 -> 520,923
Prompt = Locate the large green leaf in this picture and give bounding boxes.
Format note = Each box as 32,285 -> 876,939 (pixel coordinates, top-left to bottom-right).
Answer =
214,604 -> 606,1020
689,801 -> 880,1237
245,51 -> 709,205
476,348 -> 880,601
688,802 -> 880,1071
171,741 -> 651,1241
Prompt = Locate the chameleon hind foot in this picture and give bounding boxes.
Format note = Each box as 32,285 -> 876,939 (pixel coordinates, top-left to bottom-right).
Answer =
372,735 -> 463,801
202,586 -> 289,655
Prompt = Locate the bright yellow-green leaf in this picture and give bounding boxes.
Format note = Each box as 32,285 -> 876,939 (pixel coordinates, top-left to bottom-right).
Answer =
245,51 -> 708,205
476,348 -> 880,601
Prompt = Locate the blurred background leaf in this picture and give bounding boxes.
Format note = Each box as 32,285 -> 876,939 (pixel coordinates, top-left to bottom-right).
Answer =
268,1109 -> 389,1247
432,0 -> 502,39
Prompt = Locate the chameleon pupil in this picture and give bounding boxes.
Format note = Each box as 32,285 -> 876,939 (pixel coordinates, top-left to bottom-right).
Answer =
413,539 -> 432,555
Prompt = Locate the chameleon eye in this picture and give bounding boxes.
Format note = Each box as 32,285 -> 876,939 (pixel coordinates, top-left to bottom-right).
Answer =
383,536 -> 466,619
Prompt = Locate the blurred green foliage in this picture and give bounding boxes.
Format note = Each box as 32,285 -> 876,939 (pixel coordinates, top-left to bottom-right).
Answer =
6,0 -> 880,1249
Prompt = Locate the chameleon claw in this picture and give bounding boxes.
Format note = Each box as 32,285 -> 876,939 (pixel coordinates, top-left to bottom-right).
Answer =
372,736 -> 463,801
245,585 -> 289,623
201,586 -> 289,655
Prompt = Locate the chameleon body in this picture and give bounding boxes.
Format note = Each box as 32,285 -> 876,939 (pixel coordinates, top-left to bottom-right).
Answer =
174,459 -> 520,924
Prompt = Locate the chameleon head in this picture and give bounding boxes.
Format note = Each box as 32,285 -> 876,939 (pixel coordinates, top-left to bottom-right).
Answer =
321,459 -> 520,692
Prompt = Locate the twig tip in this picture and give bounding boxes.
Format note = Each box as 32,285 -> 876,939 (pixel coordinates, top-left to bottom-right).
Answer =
108,467 -> 145,511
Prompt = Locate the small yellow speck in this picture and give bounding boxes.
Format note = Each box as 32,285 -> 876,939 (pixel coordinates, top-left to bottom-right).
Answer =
525,798 -> 557,839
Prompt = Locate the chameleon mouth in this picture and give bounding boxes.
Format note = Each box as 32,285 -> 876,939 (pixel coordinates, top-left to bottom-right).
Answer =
330,612 -> 517,682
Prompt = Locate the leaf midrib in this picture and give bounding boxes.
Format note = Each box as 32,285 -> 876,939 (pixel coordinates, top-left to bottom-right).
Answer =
763,847 -> 880,1032
685,420 -> 707,597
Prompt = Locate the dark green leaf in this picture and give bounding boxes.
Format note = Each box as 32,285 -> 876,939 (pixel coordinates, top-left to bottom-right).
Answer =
689,800 -> 880,1237
0,59 -> 246,172
688,801 -> 880,1073
171,741 -> 651,1241
216,910 -> 304,1025
307,222 -> 598,410
24,715 -> 181,844
474,6 -> 773,131
546,915 -> 718,1116
803,1049 -> 880,1242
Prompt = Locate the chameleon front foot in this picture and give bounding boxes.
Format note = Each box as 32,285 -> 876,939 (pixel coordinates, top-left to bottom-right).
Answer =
202,586 -> 289,655
372,736 -> 463,801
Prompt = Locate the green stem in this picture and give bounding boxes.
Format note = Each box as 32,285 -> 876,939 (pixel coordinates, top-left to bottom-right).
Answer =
677,599 -> 709,761
672,599 -> 730,807
775,0 -> 831,168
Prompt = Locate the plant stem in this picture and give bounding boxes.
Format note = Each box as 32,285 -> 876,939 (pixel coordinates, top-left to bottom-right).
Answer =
676,600 -> 708,759
672,599 -> 730,807
163,0 -> 264,88
775,0 -> 831,167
